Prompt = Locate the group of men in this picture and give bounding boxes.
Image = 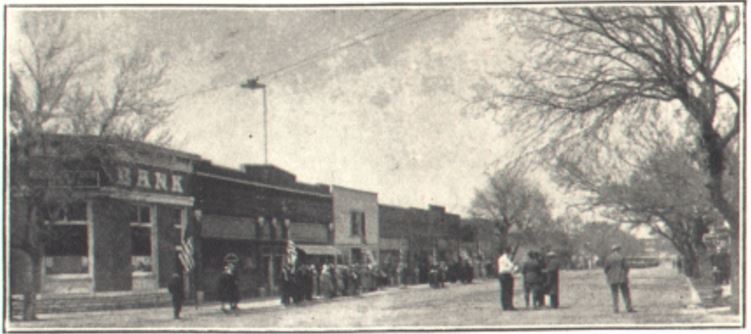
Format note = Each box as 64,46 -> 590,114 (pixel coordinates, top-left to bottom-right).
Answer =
496,244 -> 635,313
279,263 -> 317,305
496,247 -> 560,311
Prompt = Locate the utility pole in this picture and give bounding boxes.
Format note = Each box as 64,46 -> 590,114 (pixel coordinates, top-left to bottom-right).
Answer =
241,77 -> 268,164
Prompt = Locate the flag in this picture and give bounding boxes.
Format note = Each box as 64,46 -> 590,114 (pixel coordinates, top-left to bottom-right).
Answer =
286,240 -> 297,265
179,213 -> 195,272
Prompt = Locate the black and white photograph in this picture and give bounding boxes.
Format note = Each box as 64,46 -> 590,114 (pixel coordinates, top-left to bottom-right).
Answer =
4,1 -> 745,331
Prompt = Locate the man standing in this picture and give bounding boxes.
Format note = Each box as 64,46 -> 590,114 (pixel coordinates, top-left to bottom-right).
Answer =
522,251 -> 544,309
604,245 -> 635,313
168,273 -> 184,319
497,247 -> 517,311
544,251 -> 561,308
280,264 -> 293,306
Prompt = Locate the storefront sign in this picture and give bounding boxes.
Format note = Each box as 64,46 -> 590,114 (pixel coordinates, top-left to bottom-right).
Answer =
115,166 -> 185,194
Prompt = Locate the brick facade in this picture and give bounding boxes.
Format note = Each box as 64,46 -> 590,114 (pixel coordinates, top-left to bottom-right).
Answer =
192,161 -> 333,299
378,204 -> 462,283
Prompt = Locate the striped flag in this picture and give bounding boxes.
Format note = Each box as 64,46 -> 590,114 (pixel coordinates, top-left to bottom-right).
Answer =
179,213 -> 195,272
286,240 -> 297,265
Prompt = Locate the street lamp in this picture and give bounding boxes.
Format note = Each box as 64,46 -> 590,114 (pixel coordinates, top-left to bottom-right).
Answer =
241,77 -> 268,164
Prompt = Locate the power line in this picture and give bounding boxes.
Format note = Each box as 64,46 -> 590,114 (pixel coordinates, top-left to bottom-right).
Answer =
258,11 -> 410,79
262,10 -> 448,80
174,10 -> 448,102
172,11 -> 407,103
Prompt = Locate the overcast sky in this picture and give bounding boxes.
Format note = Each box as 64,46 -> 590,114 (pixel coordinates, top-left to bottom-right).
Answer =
8,6 -> 574,215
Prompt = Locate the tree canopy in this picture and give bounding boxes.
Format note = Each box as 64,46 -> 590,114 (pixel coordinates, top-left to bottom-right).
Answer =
477,6 -> 740,231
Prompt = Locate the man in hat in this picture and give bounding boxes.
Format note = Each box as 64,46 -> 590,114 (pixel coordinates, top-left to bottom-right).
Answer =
604,245 -> 635,313
544,251 -> 561,308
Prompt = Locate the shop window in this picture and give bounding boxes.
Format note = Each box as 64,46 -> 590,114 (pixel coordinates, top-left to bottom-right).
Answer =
44,202 -> 89,275
130,205 -> 153,273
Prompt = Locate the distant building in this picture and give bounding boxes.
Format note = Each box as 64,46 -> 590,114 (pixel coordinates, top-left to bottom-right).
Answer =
331,185 -> 379,266
378,204 -> 461,284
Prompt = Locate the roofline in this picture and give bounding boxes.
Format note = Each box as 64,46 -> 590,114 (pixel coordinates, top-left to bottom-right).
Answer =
195,171 -> 332,199
37,133 -> 202,160
331,184 -> 378,196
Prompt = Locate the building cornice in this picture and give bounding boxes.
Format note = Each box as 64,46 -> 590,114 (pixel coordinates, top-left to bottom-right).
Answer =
196,171 -> 332,199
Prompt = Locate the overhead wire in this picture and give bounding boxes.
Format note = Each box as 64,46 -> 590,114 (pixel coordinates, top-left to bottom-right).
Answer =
262,10 -> 448,80
173,10 -> 447,102
258,10 -> 412,80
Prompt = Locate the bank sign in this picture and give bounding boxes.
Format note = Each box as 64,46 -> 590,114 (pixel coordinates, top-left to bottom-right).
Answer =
114,165 -> 187,194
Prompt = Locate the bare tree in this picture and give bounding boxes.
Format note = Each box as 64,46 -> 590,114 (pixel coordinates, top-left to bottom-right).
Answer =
469,167 -> 553,259
479,5 -> 741,310
9,13 -> 175,320
559,146 -> 722,277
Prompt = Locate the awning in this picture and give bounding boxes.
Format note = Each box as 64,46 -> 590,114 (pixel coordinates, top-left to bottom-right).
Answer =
296,244 -> 341,256
201,215 -> 256,240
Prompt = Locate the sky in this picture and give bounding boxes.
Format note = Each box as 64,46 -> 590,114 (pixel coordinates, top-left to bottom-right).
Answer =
8,6 -> 526,216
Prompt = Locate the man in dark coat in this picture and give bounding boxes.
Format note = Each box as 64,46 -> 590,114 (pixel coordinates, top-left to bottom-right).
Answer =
279,264 -> 293,306
522,251 -> 544,309
217,264 -> 236,314
305,265 -> 315,301
293,265 -> 305,304
229,268 -> 240,313
544,251 -> 561,308
604,245 -> 635,313
168,273 -> 184,319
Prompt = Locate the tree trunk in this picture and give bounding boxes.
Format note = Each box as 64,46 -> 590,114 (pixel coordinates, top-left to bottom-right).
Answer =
729,230 -> 739,313
682,248 -> 700,278
700,123 -> 739,312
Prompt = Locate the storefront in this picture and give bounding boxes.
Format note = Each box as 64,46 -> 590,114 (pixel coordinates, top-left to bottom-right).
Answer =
11,136 -> 199,295
193,162 -> 333,299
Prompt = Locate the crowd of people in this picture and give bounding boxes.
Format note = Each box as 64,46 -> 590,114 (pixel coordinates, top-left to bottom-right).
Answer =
281,262 -> 391,305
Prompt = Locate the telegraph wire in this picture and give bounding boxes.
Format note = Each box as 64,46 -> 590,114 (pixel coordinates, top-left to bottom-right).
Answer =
172,10 -> 447,102
258,11 -> 417,80
262,10 -> 448,80
262,10 -> 406,76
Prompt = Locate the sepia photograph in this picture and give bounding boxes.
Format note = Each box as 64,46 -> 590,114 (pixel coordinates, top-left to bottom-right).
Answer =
4,1 -> 744,331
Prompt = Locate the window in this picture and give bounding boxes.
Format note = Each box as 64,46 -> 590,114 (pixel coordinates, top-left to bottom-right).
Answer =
44,202 -> 89,275
350,211 -> 365,236
129,205 -> 153,273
